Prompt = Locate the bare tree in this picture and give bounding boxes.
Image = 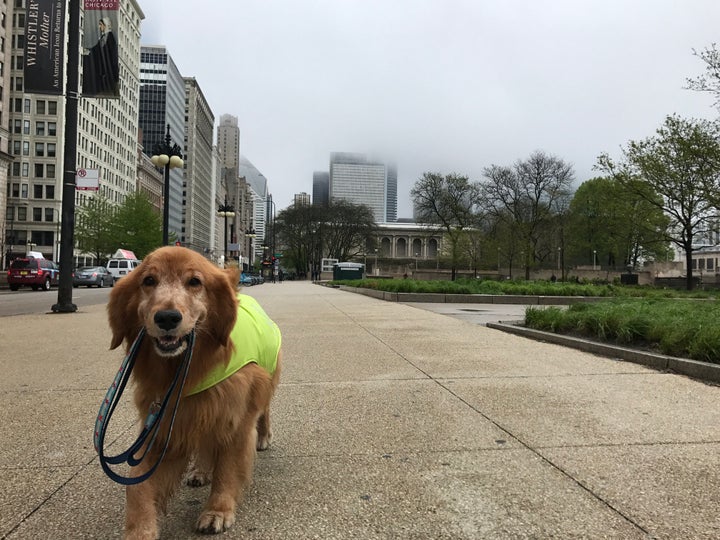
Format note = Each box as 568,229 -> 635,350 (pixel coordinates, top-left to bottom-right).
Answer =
411,172 -> 479,280
481,151 -> 575,279
686,43 -> 720,112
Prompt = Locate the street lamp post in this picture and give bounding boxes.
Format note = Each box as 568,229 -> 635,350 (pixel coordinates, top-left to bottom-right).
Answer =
245,227 -> 256,271
593,250 -> 597,271
216,196 -> 235,267
151,124 -> 184,245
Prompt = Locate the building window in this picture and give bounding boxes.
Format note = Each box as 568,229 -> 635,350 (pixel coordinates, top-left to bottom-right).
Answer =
23,119 -> 29,134
11,162 -> 20,176
46,164 -> 55,178
35,142 -> 44,156
21,162 -> 28,177
36,100 -> 45,114
34,163 -> 43,177
21,184 -> 28,198
24,99 -> 30,113
48,101 -> 57,115
47,121 -> 56,136
33,184 -> 42,198
35,121 -> 45,136
45,208 -> 53,222
11,182 -> 19,196
47,143 -> 55,157
33,207 -> 42,221
17,206 -> 27,221
22,141 -> 29,155
46,185 -> 54,198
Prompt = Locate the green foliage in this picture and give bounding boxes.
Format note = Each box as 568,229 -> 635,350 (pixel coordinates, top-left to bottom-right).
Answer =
566,176 -> 670,269
110,191 -> 163,259
525,299 -> 720,364
74,195 -> 116,262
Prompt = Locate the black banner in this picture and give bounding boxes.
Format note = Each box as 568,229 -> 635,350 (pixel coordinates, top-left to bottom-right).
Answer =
82,0 -> 120,98
24,0 -> 66,95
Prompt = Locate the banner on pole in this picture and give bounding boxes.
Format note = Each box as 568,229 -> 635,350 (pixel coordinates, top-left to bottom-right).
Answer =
24,0 -> 66,95
82,0 -> 120,98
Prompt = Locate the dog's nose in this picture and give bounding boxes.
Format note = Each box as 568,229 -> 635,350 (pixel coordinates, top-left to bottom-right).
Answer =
154,309 -> 182,331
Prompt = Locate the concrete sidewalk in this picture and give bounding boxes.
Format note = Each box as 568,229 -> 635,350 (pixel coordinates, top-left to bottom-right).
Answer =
1,281 -> 719,539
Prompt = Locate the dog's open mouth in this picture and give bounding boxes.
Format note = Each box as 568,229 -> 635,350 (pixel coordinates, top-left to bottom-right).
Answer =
153,334 -> 189,356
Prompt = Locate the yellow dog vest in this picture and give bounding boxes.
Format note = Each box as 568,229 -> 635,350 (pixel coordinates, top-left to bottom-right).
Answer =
186,294 -> 281,396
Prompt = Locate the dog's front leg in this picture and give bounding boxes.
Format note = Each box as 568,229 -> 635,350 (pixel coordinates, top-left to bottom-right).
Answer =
196,424 -> 257,534
124,456 -> 188,540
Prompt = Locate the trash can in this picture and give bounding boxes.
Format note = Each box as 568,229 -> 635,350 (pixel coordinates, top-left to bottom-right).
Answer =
333,262 -> 365,280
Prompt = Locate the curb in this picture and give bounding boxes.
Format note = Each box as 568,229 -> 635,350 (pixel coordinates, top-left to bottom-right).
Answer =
487,321 -> 720,384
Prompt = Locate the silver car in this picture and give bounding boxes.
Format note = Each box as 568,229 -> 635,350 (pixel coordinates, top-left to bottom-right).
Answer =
72,266 -> 114,288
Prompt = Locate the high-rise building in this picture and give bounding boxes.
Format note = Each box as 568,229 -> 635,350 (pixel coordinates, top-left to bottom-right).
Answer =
329,152 -> 397,223
5,1 -> 144,266
386,163 -> 397,222
312,171 -> 329,207
183,77 -> 215,253
139,45 -> 185,240
294,192 -> 311,206
217,114 -> 240,172
239,155 -> 268,263
0,1 -> 14,269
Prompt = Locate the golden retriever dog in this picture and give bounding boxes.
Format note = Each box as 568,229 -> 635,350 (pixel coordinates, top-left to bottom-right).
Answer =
107,246 -> 281,539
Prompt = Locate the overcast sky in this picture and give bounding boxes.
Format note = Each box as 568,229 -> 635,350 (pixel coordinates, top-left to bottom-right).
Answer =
140,0 -> 719,218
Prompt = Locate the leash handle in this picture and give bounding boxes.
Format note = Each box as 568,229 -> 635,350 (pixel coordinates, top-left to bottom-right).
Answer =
94,329 -> 196,485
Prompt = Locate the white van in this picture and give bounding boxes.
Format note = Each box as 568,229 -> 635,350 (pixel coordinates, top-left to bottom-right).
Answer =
106,258 -> 141,282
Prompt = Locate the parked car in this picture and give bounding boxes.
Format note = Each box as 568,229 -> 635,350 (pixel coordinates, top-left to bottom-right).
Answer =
72,266 -> 114,288
106,258 -> 141,283
7,257 -> 60,291
240,272 -> 254,286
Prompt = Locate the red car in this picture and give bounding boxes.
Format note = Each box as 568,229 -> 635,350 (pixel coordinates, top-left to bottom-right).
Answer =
7,257 -> 60,291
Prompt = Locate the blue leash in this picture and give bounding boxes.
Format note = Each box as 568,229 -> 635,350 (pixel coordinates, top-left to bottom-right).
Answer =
93,328 -> 196,485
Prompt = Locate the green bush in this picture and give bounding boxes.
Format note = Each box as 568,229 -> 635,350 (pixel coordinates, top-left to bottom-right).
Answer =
525,299 -> 720,364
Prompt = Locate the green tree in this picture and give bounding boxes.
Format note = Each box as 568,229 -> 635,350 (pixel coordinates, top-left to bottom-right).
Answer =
110,191 -> 163,259
597,115 -> 720,289
566,177 -> 671,270
411,172 -> 478,280
481,151 -> 574,279
75,195 -> 116,263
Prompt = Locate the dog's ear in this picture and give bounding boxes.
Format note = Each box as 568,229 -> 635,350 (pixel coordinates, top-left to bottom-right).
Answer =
107,266 -> 143,350
205,267 -> 239,347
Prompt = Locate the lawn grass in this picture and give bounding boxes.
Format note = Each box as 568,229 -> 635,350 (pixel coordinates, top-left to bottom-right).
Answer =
524,299 -> 720,364
333,277 -> 719,299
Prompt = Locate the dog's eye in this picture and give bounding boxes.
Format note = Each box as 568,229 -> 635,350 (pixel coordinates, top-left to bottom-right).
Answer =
188,277 -> 202,287
142,275 -> 157,287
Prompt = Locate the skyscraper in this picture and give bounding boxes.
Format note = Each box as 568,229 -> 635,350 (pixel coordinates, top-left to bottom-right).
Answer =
312,171 -> 329,207
328,153 -> 397,223
139,45 -> 186,240
183,77 -> 214,252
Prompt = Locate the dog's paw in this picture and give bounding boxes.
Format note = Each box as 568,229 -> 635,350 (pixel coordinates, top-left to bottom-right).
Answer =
196,510 -> 236,534
256,430 -> 273,451
185,469 -> 212,487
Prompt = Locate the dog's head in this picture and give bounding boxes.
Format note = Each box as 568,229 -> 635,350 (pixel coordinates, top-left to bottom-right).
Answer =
107,246 -> 239,357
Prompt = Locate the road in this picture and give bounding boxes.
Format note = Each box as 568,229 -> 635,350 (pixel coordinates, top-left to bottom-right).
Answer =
0,286 -> 110,317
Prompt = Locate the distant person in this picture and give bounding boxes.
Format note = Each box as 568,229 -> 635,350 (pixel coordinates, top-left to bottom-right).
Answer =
278,269 -> 284,283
